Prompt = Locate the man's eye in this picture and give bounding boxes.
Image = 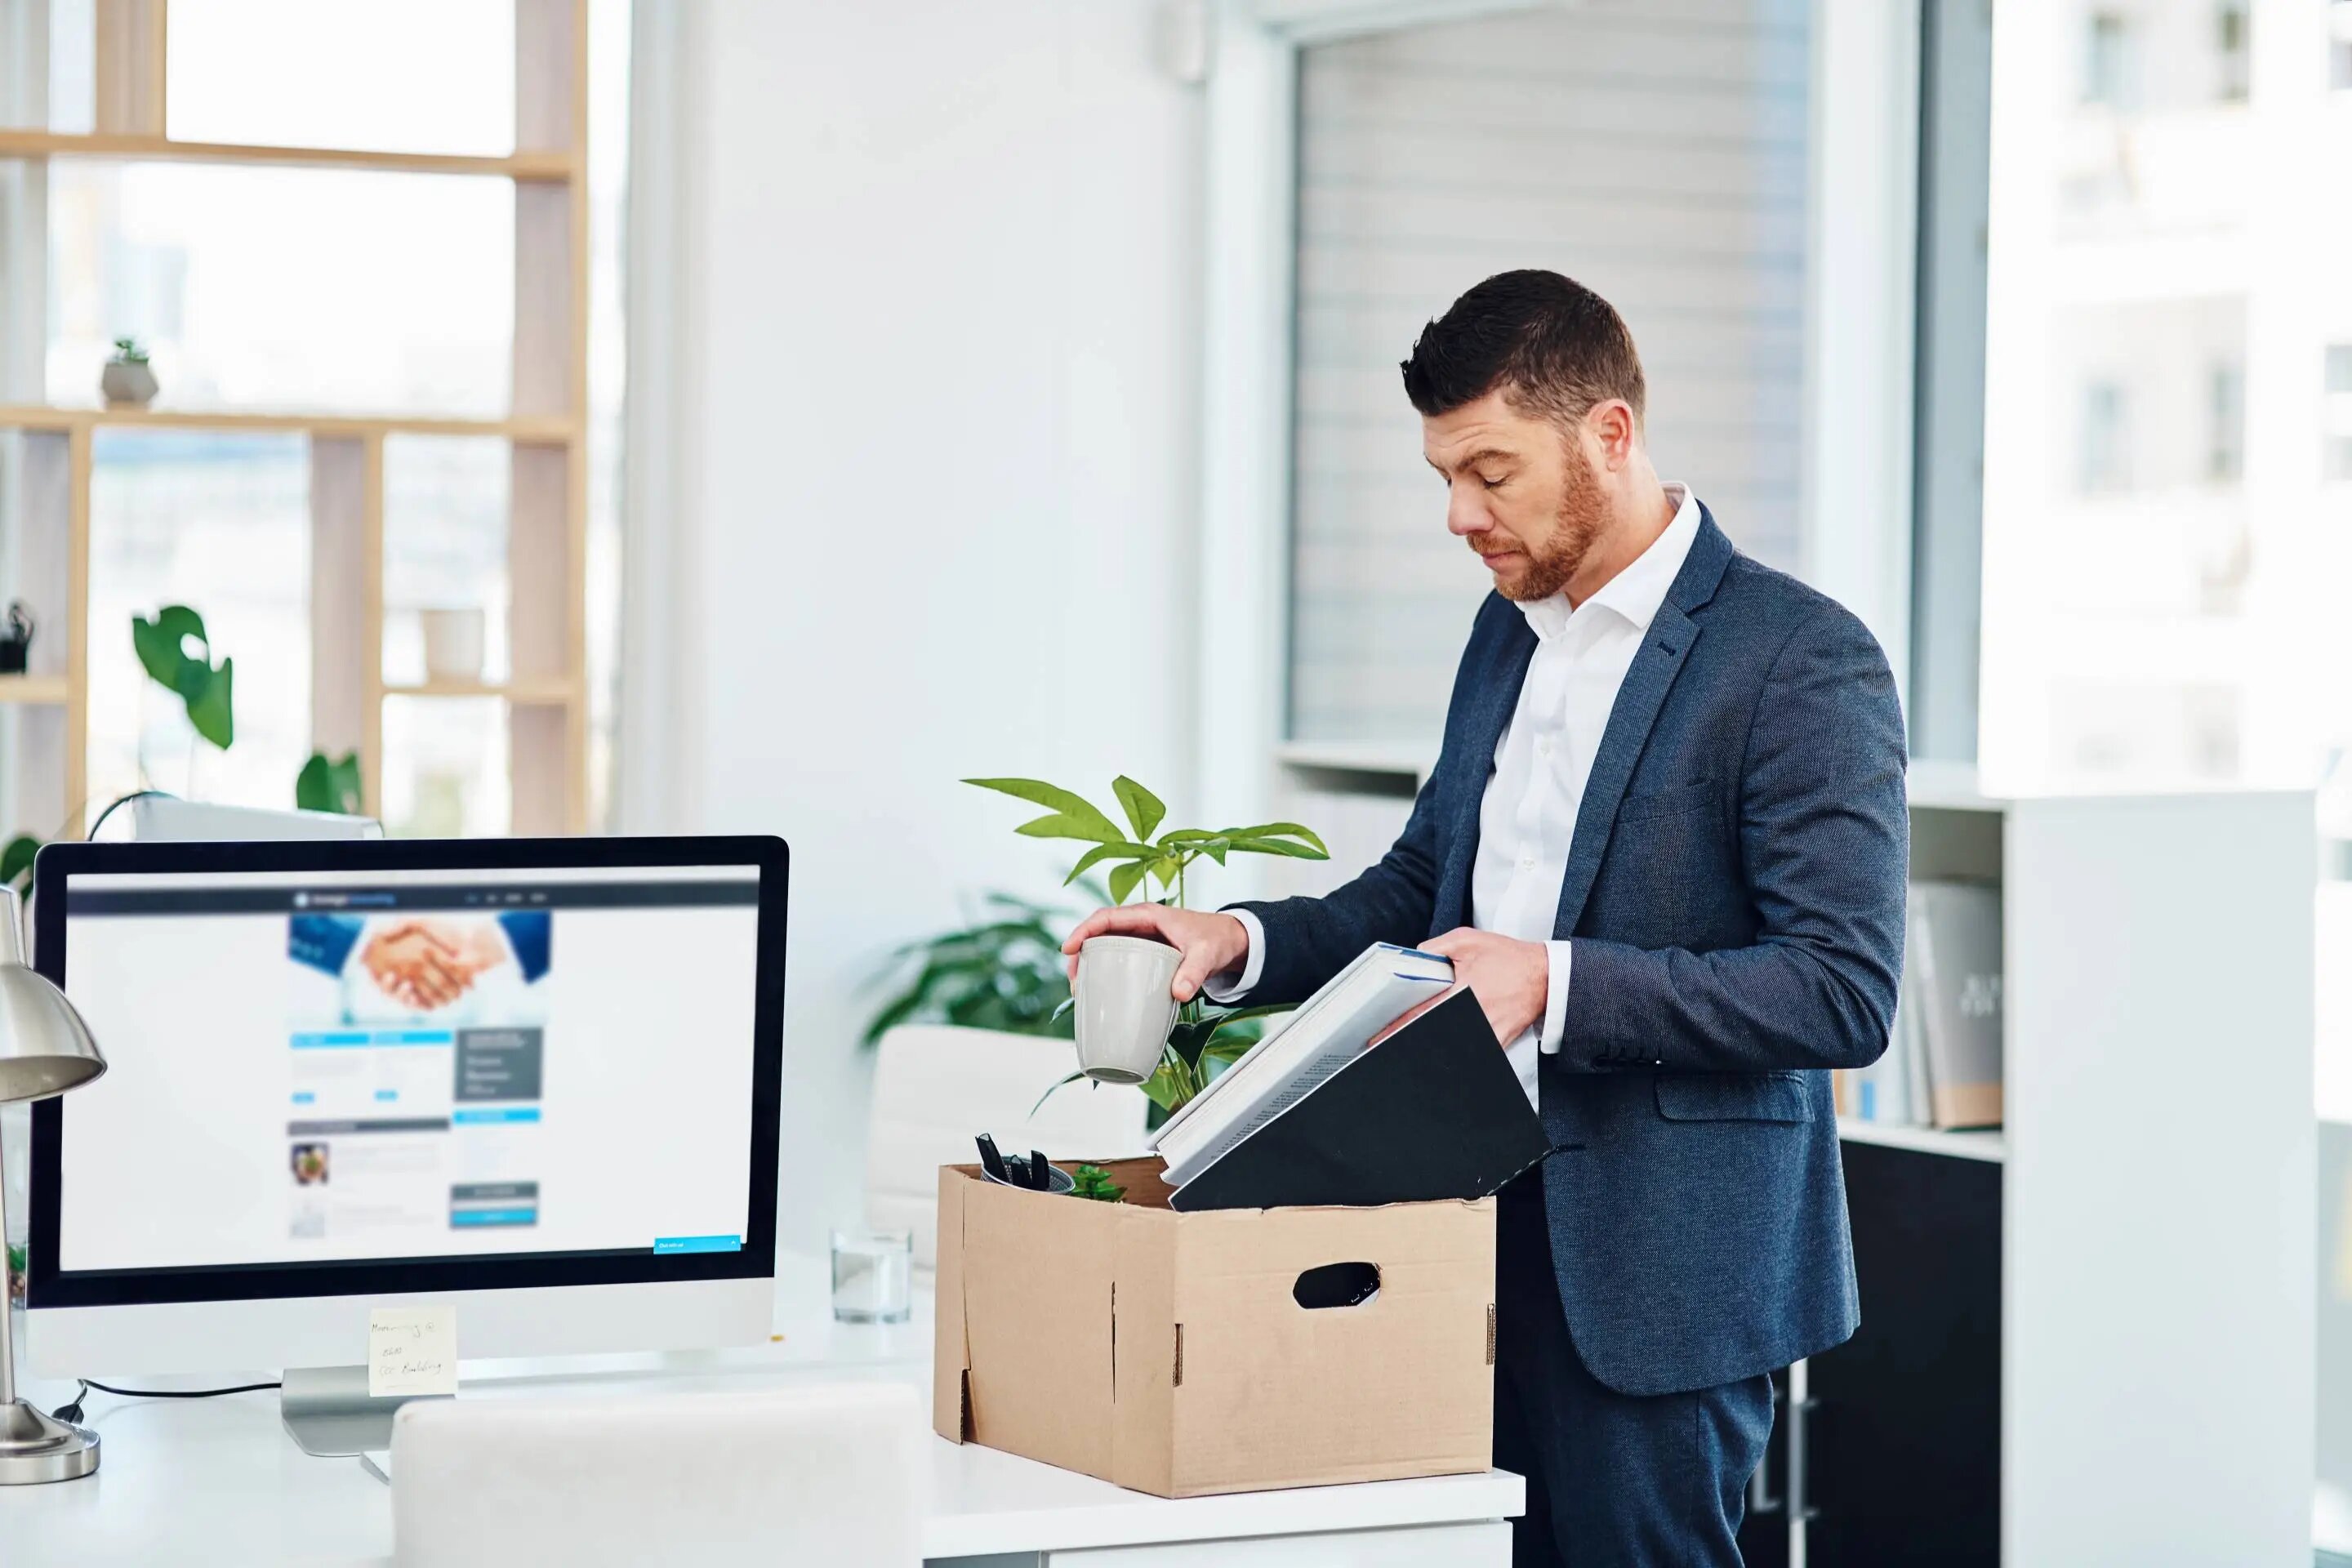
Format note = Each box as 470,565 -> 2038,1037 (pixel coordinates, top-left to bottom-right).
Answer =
1480,474 -> 1506,489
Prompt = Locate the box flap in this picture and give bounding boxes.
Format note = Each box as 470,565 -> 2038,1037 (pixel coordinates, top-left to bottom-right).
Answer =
931,1164 -> 972,1442
1108,1192 -> 1179,1494
947,1162 -> 1130,1480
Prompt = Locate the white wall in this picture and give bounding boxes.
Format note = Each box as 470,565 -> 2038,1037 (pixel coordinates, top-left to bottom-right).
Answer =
631,0 -> 1205,1252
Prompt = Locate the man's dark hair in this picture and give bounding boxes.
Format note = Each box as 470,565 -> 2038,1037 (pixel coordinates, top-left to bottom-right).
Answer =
1400,270 -> 1646,430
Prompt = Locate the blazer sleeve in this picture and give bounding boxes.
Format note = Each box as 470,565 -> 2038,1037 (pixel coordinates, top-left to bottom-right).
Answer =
1553,602 -> 1909,1076
1223,775 -> 1446,1006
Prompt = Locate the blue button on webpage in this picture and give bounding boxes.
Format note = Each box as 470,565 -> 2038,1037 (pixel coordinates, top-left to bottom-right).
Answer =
652,1236 -> 741,1254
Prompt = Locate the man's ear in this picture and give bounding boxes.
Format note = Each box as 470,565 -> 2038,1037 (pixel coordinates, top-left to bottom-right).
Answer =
1585,400 -> 1637,471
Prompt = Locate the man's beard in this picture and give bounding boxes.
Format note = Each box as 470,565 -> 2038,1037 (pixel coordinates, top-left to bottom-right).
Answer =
1488,446 -> 1607,603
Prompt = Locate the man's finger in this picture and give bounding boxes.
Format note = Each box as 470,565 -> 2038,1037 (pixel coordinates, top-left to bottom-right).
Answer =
1062,905 -> 1149,955
1420,927 -> 1473,956
1170,947 -> 1219,1004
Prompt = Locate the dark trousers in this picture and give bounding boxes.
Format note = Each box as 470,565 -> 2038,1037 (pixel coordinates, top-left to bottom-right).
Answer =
1494,1173 -> 1774,1567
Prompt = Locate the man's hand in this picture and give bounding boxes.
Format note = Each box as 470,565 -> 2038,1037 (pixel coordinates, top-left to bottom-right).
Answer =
1420,927 -> 1548,1046
362,920 -> 470,1010
1062,905 -> 1250,1004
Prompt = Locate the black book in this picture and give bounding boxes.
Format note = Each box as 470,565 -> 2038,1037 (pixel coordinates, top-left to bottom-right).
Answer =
1167,987 -> 1552,1212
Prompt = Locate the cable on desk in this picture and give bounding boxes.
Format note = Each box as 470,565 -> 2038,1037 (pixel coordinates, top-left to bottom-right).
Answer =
51,1378 -> 282,1423
82,789 -> 170,840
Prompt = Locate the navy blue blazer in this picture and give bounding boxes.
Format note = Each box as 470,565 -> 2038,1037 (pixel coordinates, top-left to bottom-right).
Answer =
1235,508 -> 1906,1396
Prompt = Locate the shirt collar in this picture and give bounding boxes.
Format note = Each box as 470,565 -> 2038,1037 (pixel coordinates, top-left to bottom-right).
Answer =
1517,482 -> 1701,641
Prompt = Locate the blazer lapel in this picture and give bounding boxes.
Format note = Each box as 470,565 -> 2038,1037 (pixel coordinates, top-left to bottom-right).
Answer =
1433,611 -> 1537,933
1549,510 -> 1736,938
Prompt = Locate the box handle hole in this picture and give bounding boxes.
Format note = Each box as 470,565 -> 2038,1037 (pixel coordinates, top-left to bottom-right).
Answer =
1293,1261 -> 1381,1309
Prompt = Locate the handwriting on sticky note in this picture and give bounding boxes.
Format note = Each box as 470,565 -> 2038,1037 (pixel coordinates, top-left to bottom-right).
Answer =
368,1306 -> 458,1399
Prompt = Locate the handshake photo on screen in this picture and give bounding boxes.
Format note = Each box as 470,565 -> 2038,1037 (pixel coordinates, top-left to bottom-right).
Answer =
288,910 -> 554,1026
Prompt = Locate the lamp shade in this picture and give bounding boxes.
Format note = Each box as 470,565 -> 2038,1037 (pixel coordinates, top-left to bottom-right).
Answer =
0,887 -> 104,1105
0,966 -> 104,1104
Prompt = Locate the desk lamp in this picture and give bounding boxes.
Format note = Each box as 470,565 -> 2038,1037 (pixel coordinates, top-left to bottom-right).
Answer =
0,884 -> 105,1484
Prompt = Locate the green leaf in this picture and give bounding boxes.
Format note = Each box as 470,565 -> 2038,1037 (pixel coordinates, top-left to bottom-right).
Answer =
1224,834 -> 1328,861
1030,1068 -> 1089,1117
1062,841 -> 1156,884
1107,862 -> 1147,905
296,751 -> 363,815
134,605 -> 234,749
0,834 -> 40,892
1111,776 -> 1166,842
1199,1002 -> 1294,1027
963,778 -> 1125,843
1013,812 -> 1128,845
184,655 -> 234,749
1223,822 -> 1330,856
131,604 -> 207,692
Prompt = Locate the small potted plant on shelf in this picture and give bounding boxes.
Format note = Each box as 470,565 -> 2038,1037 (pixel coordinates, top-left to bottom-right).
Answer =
100,336 -> 158,408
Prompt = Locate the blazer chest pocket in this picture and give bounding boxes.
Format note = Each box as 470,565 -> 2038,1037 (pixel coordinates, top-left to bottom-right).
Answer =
1615,777 -> 1718,826
1654,1071 -> 1813,1124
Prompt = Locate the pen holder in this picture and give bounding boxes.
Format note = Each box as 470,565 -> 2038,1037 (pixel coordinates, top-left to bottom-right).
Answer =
1071,935 -> 1181,1085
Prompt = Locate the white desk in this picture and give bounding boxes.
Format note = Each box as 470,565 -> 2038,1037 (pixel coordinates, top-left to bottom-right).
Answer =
0,1256 -> 1522,1566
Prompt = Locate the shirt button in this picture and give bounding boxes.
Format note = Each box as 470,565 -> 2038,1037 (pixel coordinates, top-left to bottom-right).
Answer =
1519,857 -> 1535,871
1535,737 -> 1552,757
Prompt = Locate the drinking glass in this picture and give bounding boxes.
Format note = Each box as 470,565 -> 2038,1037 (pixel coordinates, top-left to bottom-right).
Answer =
831,1227 -> 914,1324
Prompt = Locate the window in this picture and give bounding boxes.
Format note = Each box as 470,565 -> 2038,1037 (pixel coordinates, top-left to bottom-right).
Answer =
2217,3 -> 2251,103
2335,1 -> 2352,92
0,2 -> 629,840
1283,3 -> 1811,745
2328,344 -> 2352,395
2078,381 -> 2132,495
2085,12 -> 2136,109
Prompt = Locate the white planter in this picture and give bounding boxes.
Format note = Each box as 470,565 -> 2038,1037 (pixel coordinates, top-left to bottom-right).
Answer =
100,360 -> 158,408
421,608 -> 488,682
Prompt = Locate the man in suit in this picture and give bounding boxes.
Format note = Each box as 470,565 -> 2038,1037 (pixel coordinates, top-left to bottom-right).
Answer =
1064,270 -> 1906,1566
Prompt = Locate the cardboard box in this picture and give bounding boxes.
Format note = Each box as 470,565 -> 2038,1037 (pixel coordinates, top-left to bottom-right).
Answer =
932,1156 -> 1496,1498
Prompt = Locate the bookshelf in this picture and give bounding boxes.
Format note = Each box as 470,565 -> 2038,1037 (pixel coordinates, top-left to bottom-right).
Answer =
1267,749 -> 2316,1561
1815,775 -> 2314,1564
0,0 -> 593,837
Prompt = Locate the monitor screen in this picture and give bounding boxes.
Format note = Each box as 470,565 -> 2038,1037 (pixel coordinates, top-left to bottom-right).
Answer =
32,846 -> 780,1302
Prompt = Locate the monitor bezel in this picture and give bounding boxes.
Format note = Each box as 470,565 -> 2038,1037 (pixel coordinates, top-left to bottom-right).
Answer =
26,834 -> 786,1309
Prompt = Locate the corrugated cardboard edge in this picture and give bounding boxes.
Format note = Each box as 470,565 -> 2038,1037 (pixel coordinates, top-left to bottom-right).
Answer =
1108,1198 -> 1178,1496
931,1163 -> 972,1443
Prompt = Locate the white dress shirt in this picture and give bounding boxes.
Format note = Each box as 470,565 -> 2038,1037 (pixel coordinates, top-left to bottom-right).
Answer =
1213,483 -> 1703,1111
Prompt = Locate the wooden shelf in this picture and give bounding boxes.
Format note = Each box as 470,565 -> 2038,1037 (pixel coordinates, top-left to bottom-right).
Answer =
0,405 -> 576,444
382,677 -> 577,704
0,130 -> 575,182
0,675 -> 69,705
1837,1117 -> 2007,1164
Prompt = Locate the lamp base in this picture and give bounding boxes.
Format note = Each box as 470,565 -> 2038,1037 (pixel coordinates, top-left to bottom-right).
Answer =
0,1398 -> 99,1484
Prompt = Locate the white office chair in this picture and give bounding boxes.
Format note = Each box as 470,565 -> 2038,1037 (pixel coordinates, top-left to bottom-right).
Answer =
390,1382 -> 924,1568
866,1023 -> 1148,1268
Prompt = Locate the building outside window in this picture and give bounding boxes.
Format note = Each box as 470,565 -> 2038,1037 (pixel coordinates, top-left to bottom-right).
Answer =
2085,11 -> 2136,109
2078,380 -> 2132,493
2207,360 -> 2244,482
2216,2 -> 2250,102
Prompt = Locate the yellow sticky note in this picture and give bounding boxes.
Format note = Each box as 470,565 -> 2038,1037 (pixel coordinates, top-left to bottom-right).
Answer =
368,1305 -> 459,1399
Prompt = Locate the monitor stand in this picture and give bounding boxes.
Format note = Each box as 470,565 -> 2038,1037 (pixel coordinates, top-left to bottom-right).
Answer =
280,1366 -> 448,1457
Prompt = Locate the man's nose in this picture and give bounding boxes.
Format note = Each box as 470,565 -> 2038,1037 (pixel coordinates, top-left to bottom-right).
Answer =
1446,484 -> 1491,537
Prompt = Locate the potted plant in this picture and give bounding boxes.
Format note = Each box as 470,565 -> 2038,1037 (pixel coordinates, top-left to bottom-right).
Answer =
963,774 -> 1328,1115
101,337 -> 158,408
861,889 -> 1087,1046
0,601 -> 32,675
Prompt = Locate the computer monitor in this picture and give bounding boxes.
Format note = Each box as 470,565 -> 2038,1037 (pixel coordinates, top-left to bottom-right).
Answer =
23,836 -> 786,1385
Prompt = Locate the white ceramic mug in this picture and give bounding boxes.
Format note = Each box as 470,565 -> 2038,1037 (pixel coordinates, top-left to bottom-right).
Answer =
1073,934 -> 1182,1085
421,608 -> 488,682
